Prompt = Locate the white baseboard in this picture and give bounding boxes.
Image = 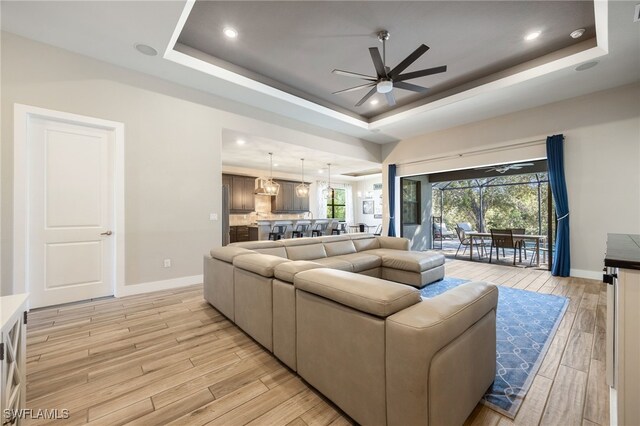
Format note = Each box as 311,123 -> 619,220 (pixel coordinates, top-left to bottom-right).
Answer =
570,269 -> 602,281
115,274 -> 203,297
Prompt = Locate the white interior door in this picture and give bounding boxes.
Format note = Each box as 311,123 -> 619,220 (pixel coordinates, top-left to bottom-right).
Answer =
27,116 -> 115,308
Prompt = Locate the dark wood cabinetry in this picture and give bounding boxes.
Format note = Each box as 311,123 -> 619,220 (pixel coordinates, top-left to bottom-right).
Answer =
223,174 -> 256,213
229,226 -> 259,243
271,179 -> 310,213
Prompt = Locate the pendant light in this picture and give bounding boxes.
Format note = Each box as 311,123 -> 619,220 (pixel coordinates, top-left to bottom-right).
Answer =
295,158 -> 310,198
322,163 -> 336,200
262,152 -> 280,196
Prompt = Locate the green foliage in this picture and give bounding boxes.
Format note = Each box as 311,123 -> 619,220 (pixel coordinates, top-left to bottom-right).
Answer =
432,174 -> 550,235
327,188 -> 346,220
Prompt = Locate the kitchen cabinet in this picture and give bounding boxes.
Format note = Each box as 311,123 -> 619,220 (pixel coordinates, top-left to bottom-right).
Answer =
223,174 -> 256,213
229,226 -> 259,243
604,233 -> 640,426
271,180 -> 310,213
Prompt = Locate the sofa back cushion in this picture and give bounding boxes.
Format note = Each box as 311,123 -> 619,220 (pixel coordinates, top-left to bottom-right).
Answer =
254,247 -> 288,258
286,243 -> 327,261
233,241 -> 283,250
353,237 -> 381,252
324,240 -> 357,257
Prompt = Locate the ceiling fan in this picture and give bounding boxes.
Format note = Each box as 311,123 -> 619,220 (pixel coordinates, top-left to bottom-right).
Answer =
332,30 -> 447,107
474,163 -> 535,174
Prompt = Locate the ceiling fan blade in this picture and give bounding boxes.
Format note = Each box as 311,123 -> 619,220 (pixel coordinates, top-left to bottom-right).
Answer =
393,81 -> 429,93
369,47 -> 387,78
514,162 -> 535,166
388,44 -> 430,78
385,91 -> 396,106
332,69 -> 377,81
394,65 -> 448,82
355,86 -> 378,107
332,82 -> 376,94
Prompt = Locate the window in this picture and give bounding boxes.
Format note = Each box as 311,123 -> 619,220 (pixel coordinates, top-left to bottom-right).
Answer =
402,179 -> 421,225
326,188 -> 346,220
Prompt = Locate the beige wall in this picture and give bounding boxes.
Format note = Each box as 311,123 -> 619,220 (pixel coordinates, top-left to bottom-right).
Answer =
0,33 -> 379,295
382,83 -> 640,277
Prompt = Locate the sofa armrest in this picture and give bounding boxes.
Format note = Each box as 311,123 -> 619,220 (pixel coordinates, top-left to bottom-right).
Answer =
385,282 -> 498,426
375,236 -> 410,251
210,246 -> 255,263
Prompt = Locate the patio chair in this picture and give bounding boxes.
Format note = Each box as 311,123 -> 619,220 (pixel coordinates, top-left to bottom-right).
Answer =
489,229 -> 519,265
454,226 -> 473,258
457,222 -> 488,258
512,228 -> 526,261
433,222 -> 455,239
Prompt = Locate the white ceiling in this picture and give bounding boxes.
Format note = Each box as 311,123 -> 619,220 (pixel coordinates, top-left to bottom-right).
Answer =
1,0 -> 638,151
221,130 -> 381,179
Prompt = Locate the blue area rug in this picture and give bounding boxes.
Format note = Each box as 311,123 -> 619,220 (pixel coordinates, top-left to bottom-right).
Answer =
421,277 -> 568,418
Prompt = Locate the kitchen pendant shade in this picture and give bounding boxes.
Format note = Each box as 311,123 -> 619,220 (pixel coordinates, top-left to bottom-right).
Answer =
296,158 -> 309,198
295,183 -> 310,197
256,152 -> 280,197
323,163 -> 336,200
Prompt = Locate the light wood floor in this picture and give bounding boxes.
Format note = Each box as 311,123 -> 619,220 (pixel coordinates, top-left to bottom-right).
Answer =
25,260 -> 608,426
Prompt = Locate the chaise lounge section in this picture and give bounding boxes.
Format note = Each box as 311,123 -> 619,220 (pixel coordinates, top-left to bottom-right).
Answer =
203,234 -> 498,425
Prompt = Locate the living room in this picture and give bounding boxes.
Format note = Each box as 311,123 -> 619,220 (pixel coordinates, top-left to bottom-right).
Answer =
1,1 -> 639,425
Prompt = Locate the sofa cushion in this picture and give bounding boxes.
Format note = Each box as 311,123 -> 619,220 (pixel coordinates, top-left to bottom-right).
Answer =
352,237 -> 380,252
319,235 -> 350,243
254,247 -> 288,258
294,269 -> 421,317
232,241 -> 283,250
334,253 -> 382,272
233,254 -> 290,277
324,240 -> 357,257
312,257 -> 354,272
274,261 -> 325,283
373,251 -> 445,273
210,246 -> 255,263
286,243 -> 327,261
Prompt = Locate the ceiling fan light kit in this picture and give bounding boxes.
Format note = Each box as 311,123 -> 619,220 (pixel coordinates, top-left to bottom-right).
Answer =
332,29 -> 447,107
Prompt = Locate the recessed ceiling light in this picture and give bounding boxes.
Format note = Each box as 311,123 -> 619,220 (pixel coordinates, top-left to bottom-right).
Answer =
236,139 -> 246,145
273,163 -> 279,167
524,31 -> 541,41
223,27 -> 238,39
134,43 -> 157,56
575,61 -> 599,71
318,169 -> 324,174
570,28 -> 585,39
370,99 -> 379,106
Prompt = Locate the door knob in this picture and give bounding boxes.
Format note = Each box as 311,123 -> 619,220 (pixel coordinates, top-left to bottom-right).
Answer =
100,230 -> 113,236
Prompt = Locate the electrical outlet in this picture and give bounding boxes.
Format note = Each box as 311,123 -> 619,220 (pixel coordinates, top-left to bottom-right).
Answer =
163,259 -> 171,268
209,213 -> 218,221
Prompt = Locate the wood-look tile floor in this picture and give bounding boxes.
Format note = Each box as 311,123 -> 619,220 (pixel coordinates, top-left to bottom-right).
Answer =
25,260 -> 608,426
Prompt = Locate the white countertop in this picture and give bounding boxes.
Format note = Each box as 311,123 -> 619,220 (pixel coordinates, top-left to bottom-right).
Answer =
1,293 -> 29,332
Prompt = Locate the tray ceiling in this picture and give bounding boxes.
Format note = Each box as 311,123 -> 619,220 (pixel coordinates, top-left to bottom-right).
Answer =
177,1 -> 595,120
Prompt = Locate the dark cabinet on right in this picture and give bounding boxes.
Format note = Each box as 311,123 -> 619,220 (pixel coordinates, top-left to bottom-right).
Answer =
271,179 -> 309,213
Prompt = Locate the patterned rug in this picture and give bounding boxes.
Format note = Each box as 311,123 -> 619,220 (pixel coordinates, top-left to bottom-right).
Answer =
421,277 -> 568,419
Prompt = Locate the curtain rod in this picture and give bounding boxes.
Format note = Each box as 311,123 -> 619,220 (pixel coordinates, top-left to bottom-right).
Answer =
397,139 -> 546,167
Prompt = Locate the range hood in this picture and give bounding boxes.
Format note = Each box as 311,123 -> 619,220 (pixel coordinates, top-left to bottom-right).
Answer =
254,177 -> 271,195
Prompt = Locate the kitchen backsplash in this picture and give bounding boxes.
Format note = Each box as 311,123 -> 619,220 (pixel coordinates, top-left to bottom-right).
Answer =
229,212 -> 310,226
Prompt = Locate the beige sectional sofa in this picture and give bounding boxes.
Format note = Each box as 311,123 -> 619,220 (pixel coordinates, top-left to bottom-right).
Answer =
203,233 -> 498,425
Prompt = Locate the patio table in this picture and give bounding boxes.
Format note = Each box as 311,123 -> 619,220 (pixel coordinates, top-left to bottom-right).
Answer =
466,232 -> 546,267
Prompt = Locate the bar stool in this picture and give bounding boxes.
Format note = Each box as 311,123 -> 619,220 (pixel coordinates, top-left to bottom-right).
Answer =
291,223 -> 309,238
268,225 -> 287,241
311,222 -> 328,237
330,222 -> 341,235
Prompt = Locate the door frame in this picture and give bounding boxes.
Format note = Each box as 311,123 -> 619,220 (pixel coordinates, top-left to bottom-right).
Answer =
13,104 -> 125,302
